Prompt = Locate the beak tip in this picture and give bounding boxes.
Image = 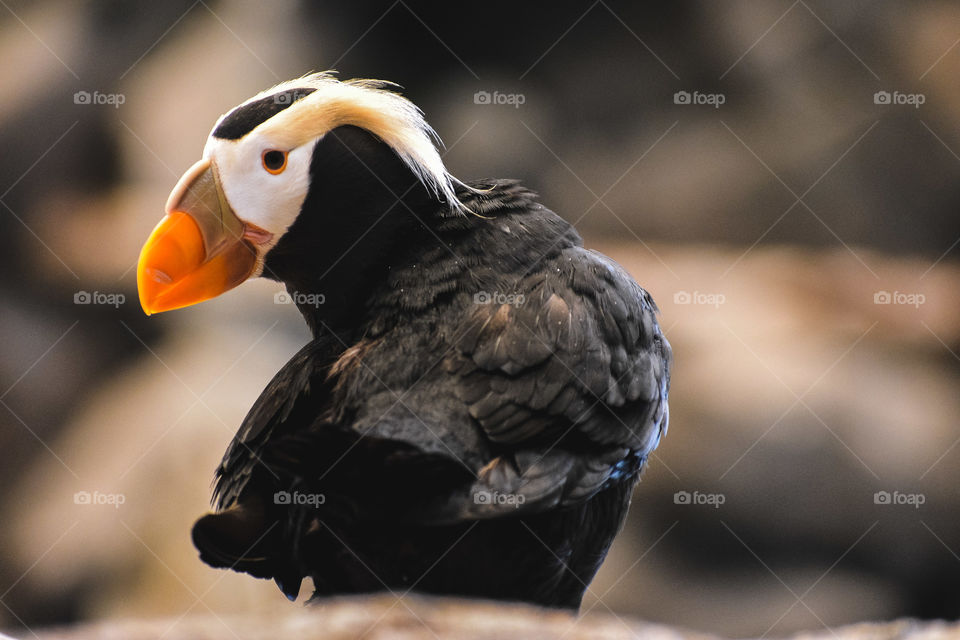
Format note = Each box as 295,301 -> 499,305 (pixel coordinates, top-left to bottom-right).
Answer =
137,288 -> 154,316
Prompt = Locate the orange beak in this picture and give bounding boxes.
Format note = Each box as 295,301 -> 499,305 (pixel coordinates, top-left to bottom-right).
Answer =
137,159 -> 257,315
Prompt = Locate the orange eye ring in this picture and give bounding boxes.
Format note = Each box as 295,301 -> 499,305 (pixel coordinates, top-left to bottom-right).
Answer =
261,149 -> 288,174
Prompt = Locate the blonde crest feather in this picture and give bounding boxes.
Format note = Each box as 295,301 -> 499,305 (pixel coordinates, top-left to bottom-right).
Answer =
231,71 -> 474,215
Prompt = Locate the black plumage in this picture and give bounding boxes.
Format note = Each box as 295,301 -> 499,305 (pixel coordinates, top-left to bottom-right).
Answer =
191,124 -> 671,609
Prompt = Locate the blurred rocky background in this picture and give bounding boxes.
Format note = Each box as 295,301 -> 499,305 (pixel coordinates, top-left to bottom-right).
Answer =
1,1 -> 959,638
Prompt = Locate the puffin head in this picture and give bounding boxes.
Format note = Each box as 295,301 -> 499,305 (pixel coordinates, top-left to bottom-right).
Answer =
136,72 -> 464,315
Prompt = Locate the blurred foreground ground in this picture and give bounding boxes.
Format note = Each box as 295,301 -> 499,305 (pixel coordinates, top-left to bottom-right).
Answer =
28,595 -> 960,640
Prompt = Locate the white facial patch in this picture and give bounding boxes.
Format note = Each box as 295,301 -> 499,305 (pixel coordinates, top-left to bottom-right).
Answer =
203,132 -> 318,255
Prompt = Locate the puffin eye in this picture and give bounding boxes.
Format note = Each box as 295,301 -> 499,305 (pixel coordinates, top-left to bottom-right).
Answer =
261,149 -> 288,174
